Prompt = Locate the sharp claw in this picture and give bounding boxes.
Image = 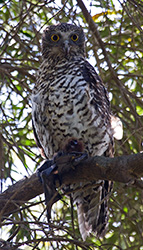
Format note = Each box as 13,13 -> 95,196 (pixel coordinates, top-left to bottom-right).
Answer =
71,152 -> 88,166
41,163 -> 57,181
37,159 -> 54,183
38,159 -> 54,173
37,150 -> 88,221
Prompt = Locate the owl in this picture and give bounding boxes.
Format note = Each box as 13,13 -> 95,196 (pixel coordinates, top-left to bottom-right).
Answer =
32,23 -> 120,241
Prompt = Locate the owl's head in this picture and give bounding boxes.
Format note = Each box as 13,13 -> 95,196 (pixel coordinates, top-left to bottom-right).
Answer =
42,23 -> 85,60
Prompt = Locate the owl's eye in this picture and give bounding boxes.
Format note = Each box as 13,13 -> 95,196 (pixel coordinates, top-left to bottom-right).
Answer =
51,34 -> 60,42
71,34 -> 79,41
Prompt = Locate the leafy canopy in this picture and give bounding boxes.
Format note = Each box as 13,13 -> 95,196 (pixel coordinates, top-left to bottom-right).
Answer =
0,0 -> 143,249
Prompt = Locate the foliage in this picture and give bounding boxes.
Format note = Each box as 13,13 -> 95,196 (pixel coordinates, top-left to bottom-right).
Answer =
0,0 -> 143,249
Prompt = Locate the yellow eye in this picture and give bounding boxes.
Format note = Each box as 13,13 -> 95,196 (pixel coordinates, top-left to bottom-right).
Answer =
51,34 -> 60,42
71,34 -> 79,41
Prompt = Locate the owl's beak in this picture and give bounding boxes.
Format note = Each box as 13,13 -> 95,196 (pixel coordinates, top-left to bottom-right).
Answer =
63,40 -> 70,56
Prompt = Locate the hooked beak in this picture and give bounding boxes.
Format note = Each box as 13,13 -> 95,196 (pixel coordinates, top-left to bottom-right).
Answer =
63,40 -> 70,56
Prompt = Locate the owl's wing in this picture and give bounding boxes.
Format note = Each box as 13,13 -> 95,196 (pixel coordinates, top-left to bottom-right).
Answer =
83,60 -> 123,141
72,60 -> 114,240
83,60 -> 115,157
82,60 -> 111,125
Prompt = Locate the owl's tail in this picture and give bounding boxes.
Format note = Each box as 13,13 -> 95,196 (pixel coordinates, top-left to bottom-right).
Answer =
72,180 -> 110,241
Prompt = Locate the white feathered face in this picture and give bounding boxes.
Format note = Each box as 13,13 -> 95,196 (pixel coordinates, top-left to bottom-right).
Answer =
42,23 -> 85,60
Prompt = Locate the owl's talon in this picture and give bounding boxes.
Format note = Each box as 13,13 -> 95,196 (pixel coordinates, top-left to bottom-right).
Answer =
37,159 -> 54,183
70,152 -> 88,166
53,151 -> 88,174
41,163 -> 57,180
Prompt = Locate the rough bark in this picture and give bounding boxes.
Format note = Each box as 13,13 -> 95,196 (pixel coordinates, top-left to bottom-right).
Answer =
0,153 -> 143,220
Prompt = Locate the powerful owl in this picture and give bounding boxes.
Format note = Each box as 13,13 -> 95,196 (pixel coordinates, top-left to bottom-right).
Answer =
32,23 -> 122,241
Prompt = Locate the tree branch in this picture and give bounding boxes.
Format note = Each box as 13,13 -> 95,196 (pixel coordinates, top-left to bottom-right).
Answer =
0,153 -> 143,220
76,0 -> 141,125
0,173 -> 43,220
76,0 -> 119,81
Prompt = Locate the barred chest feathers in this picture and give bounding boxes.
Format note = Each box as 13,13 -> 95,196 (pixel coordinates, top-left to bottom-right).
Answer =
32,23 -> 116,241
32,57 -> 112,159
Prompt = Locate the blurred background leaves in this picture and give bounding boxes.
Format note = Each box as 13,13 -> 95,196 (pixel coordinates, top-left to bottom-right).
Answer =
0,0 -> 143,249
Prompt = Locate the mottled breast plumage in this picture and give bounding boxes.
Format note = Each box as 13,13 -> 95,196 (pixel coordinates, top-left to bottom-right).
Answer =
32,57 -> 112,158
32,23 -> 114,240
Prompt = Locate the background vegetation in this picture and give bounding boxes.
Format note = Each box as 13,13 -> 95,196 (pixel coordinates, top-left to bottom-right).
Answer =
0,0 -> 143,249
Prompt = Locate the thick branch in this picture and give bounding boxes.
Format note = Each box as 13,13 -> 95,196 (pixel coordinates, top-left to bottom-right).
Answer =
59,153 -> 143,184
0,173 -> 43,220
0,153 -> 143,220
